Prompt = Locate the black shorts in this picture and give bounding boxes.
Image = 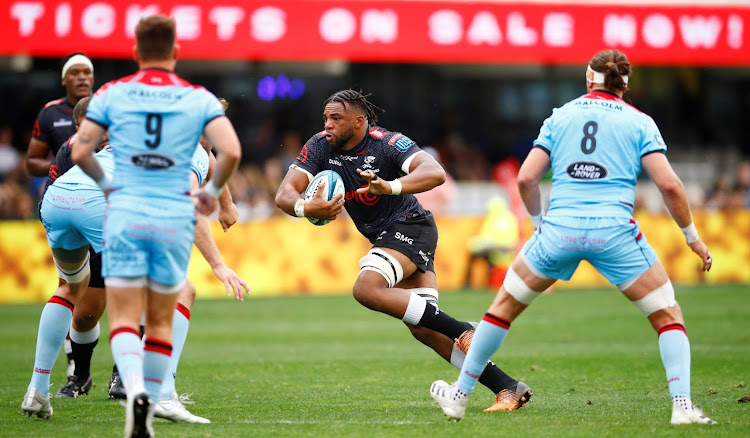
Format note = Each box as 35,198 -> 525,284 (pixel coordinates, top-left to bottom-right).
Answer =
88,248 -> 104,289
374,211 -> 437,273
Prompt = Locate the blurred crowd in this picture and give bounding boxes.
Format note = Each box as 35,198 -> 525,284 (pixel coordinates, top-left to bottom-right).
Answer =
0,119 -> 749,221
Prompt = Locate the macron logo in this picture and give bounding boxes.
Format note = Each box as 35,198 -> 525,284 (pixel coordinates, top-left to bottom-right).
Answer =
464,370 -> 481,379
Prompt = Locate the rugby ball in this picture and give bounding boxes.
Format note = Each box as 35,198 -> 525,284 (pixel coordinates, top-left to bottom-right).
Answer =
303,170 -> 345,226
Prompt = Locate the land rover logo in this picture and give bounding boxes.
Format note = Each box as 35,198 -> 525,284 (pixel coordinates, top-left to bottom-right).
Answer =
567,161 -> 607,180
132,154 -> 174,169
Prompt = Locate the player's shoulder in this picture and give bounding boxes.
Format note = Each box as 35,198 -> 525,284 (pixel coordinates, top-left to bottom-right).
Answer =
304,131 -> 329,148
42,98 -> 65,109
370,126 -> 416,153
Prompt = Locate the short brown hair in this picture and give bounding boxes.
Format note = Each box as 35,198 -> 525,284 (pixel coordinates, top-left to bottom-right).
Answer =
135,15 -> 176,61
589,49 -> 631,92
73,96 -> 91,126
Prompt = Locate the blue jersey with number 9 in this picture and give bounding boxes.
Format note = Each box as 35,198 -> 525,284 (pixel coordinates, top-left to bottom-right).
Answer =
533,91 -> 666,218
86,69 -> 224,214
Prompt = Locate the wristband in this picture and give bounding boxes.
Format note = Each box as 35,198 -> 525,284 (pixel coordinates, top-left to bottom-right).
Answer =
95,174 -> 112,191
294,199 -> 306,217
680,222 -> 699,243
388,179 -> 402,195
204,181 -> 223,198
530,213 -> 542,228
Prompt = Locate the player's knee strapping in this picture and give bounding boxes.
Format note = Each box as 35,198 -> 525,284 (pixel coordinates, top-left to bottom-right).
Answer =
55,252 -> 91,284
410,287 -> 439,307
358,248 -> 404,288
632,281 -> 676,316
503,266 -> 541,305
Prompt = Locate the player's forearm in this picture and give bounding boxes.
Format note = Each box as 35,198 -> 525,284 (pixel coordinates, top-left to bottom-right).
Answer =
26,157 -> 52,176
658,178 -> 694,228
218,184 -> 234,207
518,181 -> 542,216
194,214 -> 224,269
74,152 -> 106,187
274,185 -> 302,217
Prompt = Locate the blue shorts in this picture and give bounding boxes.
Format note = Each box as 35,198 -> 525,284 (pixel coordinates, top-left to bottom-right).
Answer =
41,186 -> 105,252
102,204 -> 196,286
521,216 -> 658,286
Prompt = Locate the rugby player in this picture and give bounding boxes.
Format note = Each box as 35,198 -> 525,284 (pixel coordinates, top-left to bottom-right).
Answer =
430,49 -> 716,425
276,89 -> 531,412
72,14 -> 242,437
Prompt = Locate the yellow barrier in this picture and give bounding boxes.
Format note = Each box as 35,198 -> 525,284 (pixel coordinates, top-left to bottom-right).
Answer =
1,211 -> 747,303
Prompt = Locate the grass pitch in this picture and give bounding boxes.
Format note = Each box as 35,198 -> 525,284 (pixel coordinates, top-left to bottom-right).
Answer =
1,284 -> 748,437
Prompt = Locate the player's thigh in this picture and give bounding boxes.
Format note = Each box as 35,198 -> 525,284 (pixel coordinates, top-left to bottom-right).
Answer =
373,211 -> 439,281
587,219 -> 658,287
147,215 -> 196,286
74,194 -> 106,253
102,210 -> 149,279
41,195 -> 89,258
519,220 -> 582,282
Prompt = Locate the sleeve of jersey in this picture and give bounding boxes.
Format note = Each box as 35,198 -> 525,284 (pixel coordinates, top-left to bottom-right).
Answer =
203,92 -> 225,127
385,134 -> 420,172
190,145 -> 210,187
85,89 -> 111,128
33,109 -> 52,144
639,116 -> 668,157
290,136 -> 322,177
532,114 -> 553,155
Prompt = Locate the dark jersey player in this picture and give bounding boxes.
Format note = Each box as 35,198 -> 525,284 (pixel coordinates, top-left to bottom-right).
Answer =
27,53 -> 94,177
275,90 -> 532,412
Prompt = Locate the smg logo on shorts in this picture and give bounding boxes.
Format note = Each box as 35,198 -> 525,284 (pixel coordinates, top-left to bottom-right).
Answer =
567,161 -> 608,180
132,154 -> 175,169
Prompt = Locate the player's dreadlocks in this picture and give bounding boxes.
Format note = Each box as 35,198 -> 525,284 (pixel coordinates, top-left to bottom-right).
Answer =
324,89 -> 385,124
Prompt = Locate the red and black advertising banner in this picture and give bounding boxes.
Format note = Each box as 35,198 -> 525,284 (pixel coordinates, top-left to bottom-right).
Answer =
2,1 -> 749,65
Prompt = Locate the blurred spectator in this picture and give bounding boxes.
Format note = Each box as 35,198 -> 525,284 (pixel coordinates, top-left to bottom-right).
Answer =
0,126 -> 20,182
414,146 -> 457,215
462,197 -> 519,289
432,111 -> 490,181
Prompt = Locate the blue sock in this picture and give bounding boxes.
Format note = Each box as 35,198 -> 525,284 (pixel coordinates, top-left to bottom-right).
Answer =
160,305 -> 190,400
110,327 -> 145,398
658,324 -> 691,399
28,296 -> 74,396
456,313 -> 510,394
144,338 -> 172,402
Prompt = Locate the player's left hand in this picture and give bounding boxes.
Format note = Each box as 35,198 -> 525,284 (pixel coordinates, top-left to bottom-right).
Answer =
212,264 -> 251,301
356,168 -> 394,195
193,189 -> 218,216
218,201 -> 239,232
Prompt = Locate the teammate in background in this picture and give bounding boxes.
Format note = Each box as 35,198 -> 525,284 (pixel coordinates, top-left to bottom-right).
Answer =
430,50 -> 716,425
28,53 -> 94,176
275,89 -> 531,412
22,97 -> 248,423
72,15 -> 242,437
39,97 -> 108,399
28,52 -> 95,381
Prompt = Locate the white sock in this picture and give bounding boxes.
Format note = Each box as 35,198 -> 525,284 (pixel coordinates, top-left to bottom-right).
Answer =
402,293 -> 427,325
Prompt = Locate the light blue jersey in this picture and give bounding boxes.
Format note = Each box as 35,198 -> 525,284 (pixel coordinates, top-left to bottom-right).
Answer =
534,91 -> 666,218
86,69 -> 223,214
191,144 -> 209,187
42,144 -> 209,253
54,145 -> 116,191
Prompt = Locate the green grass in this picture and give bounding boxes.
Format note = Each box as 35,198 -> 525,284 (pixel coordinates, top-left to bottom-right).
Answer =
1,285 -> 748,437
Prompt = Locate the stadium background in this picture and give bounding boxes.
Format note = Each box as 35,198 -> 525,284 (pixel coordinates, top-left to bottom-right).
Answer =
1,0 -> 749,302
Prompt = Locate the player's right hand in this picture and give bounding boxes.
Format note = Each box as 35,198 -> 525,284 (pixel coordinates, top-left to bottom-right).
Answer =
193,189 -> 218,216
304,181 -> 344,221
687,238 -> 712,272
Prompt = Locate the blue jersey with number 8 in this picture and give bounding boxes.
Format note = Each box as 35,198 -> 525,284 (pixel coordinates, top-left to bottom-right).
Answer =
533,91 -> 666,218
86,69 -> 224,213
